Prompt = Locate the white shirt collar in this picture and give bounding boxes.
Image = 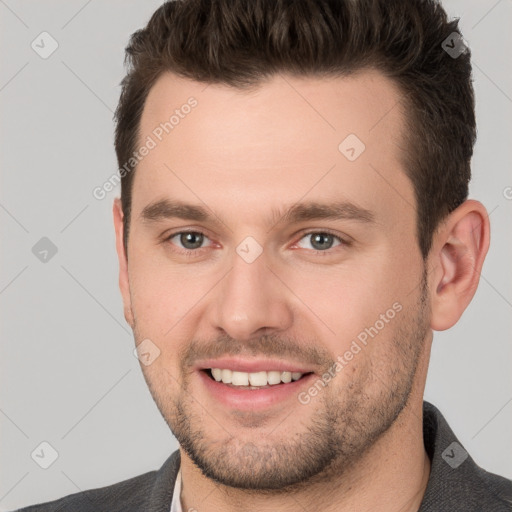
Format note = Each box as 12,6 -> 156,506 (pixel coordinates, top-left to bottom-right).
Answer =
169,467 -> 182,512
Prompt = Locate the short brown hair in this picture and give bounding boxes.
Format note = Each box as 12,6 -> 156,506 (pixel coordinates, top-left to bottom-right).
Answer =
114,0 -> 475,260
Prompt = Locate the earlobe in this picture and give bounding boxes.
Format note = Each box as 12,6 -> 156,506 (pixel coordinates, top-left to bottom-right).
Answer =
113,198 -> 134,328
429,200 -> 490,331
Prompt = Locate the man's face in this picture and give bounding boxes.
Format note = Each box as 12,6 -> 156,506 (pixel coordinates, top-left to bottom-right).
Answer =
115,70 -> 431,489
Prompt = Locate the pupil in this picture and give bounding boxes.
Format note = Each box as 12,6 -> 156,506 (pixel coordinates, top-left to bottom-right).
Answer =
181,232 -> 203,249
311,233 -> 333,250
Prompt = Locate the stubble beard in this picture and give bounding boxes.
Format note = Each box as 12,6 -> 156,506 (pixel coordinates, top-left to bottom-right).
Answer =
137,272 -> 430,493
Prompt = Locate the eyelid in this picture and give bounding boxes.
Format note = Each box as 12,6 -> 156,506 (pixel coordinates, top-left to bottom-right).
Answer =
162,227 -> 214,242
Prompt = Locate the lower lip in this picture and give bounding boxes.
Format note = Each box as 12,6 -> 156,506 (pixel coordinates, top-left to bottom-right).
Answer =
198,370 -> 316,411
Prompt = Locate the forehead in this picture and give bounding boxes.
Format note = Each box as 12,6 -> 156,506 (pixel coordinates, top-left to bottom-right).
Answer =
133,69 -> 414,231
140,69 -> 406,155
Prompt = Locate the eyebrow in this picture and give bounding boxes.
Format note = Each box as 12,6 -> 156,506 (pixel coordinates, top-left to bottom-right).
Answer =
139,198 -> 376,228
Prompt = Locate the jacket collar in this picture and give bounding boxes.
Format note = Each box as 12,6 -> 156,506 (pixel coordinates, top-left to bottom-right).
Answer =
147,401 -> 511,511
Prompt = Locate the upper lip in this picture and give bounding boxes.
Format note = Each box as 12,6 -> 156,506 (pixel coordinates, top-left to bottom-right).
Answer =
195,357 -> 316,374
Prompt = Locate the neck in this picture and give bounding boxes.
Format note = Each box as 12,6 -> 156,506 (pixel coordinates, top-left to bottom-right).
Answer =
179,396 -> 431,512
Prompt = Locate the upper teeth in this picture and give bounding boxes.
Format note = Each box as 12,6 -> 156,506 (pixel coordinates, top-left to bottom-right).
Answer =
210,368 -> 304,386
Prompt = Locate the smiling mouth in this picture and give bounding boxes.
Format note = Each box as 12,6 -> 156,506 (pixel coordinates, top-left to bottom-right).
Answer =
202,368 -> 314,389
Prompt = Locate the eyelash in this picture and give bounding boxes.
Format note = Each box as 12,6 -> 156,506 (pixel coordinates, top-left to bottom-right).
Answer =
163,229 -> 351,257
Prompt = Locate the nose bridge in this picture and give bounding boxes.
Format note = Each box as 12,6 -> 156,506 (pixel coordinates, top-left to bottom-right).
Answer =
211,243 -> 293,339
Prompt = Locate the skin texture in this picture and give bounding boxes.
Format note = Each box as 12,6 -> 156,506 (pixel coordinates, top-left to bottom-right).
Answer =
113,69 -> 490,512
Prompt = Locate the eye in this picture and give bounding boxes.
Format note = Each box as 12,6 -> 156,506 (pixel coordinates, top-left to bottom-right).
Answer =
166,231 -> 213,252
295,231 -> 346,251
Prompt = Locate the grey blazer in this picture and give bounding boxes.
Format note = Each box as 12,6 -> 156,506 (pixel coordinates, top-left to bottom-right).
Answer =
15,402 -> 512,511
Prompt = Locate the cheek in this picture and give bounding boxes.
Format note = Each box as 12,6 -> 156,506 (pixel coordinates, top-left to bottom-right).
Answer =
139,360 -> 182,408
286,260 -> 397,337
288,263 -> 410,378
128,254 -> 190,334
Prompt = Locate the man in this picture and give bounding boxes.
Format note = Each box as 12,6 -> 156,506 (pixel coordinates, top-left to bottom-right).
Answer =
17,0 -> 512,510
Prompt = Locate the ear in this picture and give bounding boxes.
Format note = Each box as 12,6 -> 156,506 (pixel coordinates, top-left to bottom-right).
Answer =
429,199 -> 490,331
113,198 -> 134,328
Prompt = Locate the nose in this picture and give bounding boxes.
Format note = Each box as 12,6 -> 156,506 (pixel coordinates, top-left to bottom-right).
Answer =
209,247 -> 294,341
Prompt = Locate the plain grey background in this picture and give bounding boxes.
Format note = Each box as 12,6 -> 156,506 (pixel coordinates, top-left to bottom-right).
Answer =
1,0 -> 511,510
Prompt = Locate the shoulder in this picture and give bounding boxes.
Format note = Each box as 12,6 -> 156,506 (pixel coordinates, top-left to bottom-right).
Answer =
421,401 -> 512,511
14,471 -> 156,512
475,468 -> 512,509
13,450 -> 181,512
